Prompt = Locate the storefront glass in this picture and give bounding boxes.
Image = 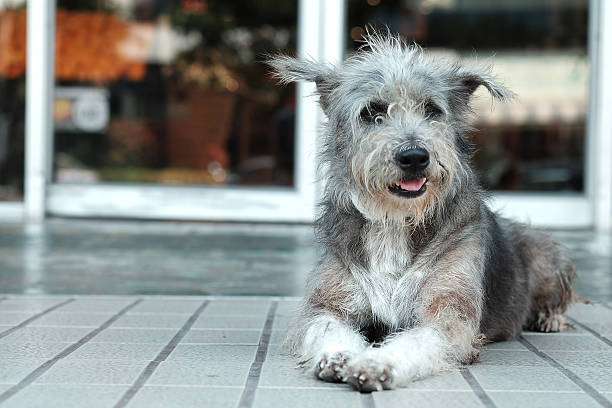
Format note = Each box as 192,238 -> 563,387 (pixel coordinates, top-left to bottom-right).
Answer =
52,0 -> 297,188
348,0 -> 589,192
0,0 -> 26,201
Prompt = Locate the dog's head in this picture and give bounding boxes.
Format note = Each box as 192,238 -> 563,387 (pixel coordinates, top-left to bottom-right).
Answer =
269,32 -> 513,224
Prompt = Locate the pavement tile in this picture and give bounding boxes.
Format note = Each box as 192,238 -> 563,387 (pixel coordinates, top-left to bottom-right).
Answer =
166,344 -> 257,362
0,298 -> 72,312
110,313 -> 190,329
0,312 -> 38,326
202,299 -> 271,315
90,328 -> 178,344
0,384 -> 128,408
570,367 -> 612,392
575,321 -> 612,336
275,300 -> 300,317
269,329 -> 288,345
373,390 -> 484,408
0,327 -> 91,343
128,300 -> 203,314
259,352 -> 342,389
271,315 -> 292,331
484,340 -> 528,350
468,366 -> 581,391
68,343 -> 164,361
488,391 -> 601,408
147,359 -> 251,386
523,325 -> 589,335
264,345 -> 293,362
522,334 -> 611,351
192,315 -> 267,330
50,299 -> 136,313
0,342 -> 71,359
567,303 -> 612,323
125,385 -> 242,408
34,358 -> 149,385
29,312 -> 115,327
404,370 -> 471,390
181,329 -> 261,344
0,358 -> 47,383
546,351 -> 612,369
253,388 -> 360,408
477,350 -> 547,366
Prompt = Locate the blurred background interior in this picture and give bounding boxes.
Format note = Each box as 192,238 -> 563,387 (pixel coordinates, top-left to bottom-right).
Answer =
0,1 -> 596,218
1,0 -> 590,192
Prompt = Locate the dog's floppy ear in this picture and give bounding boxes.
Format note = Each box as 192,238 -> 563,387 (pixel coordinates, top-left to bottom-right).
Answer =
267,55 -> 339,114
451,65 -> 515,103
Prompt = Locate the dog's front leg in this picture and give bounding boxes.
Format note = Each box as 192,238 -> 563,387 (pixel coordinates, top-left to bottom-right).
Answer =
344,325 -> 452,392
294,314 -> 368,382
346,246 -> 484,392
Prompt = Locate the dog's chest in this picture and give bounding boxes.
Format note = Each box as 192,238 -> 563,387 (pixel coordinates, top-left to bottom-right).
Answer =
358,224 -> 423,328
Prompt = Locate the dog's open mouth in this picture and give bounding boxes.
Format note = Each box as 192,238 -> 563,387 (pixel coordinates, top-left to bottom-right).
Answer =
389,177 -> 427,198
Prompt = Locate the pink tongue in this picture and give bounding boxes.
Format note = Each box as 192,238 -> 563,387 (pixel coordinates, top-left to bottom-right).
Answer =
399,178 -> 426,191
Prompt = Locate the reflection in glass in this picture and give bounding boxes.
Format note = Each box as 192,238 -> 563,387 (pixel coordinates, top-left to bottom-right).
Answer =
0,1 -> 26,201
53,0 -> 297,187
348,0 -> 588,192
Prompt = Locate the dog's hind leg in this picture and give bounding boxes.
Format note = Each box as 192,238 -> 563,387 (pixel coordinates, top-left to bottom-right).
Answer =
509,224 -> 578,333
525,250 -> 577,333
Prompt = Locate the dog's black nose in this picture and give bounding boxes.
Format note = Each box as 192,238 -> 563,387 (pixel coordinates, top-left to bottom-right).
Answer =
395,148 -> 430,171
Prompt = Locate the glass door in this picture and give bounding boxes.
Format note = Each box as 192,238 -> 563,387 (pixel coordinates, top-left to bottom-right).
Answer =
45,0 -> 337,222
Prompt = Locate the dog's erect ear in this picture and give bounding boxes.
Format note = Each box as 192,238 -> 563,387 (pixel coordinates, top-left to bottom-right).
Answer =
267,55 -> 339,114
451,66 -> 515,103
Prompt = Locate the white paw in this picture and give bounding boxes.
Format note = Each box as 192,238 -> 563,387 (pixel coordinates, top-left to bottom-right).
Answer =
314,351 -> 351,382
536,312 -> 570,332
345,354 -> 394,392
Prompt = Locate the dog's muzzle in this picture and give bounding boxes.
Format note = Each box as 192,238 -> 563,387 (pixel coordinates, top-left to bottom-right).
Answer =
390,148 -> 429,198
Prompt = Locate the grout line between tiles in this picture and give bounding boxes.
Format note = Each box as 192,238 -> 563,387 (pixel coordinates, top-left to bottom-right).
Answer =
0,298 -> 142,404
518,336 -> 612,408
0,298 -> 75,340
112,300 -> 210,408
566,317 -> 612,348
460,367 -> 497,408
361,392 -> 376,408
237,301 -> 278,408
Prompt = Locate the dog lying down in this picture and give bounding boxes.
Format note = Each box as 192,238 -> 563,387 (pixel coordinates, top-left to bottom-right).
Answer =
268,32 -> 578,393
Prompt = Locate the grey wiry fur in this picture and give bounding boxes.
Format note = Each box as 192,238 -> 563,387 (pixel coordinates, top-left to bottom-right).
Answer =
268,32 -> 577,393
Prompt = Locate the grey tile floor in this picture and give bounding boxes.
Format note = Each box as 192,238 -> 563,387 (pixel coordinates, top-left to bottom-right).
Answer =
0,296 -> 611,408
0,219 -> 612,407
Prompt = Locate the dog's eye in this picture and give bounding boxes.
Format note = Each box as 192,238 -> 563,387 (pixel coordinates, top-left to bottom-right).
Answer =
360,102 -> 388,124
424,101 -> 443,118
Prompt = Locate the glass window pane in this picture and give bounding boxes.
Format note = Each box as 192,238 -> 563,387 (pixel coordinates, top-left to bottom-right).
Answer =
0,1 -> 26,201
53,0 -> 297,187
348,0 -> 589,192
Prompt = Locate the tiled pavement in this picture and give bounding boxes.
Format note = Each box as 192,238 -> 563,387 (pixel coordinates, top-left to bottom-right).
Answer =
1,220 -> 612,407
0,296 -> 612,408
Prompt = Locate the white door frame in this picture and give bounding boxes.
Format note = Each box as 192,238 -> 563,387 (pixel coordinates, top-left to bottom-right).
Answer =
14,0 -> 612,228
39,0 -> 345,223
588,0 -> 612,231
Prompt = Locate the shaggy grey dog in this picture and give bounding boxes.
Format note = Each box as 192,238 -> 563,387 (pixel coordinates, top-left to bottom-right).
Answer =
269,33 -> 577,393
